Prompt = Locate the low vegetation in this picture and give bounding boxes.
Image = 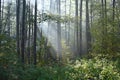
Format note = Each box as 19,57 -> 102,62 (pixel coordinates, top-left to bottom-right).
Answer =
0,35 -> 120,80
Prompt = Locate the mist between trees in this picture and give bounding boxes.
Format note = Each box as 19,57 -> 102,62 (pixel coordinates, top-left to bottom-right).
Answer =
0,0 -> 120,80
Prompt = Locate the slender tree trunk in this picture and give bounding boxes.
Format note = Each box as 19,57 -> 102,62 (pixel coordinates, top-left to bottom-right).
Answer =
86,0 -> 91,53
27,1 -> 31,64
0,0 -> 1,48
101,0 -> 104,25
64,0 -> 67,44
101,0 -> 105,53
75,0 -> 79,56
57,0 -> 62,60
79,0 -> 83,55
104,0 -> 107,25
111,0 -> 116,52
7,2 -> 11,36
16,0 -> 20,57
90,0 -> 92,27
33,0 -> 37,65
21,0 -> 26,64
67,0 -> 71,46
0,0 -> 1,34
2,0 -> 4,19
113,0 -> 115,22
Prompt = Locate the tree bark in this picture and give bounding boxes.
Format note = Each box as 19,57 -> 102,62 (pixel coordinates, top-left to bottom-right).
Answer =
27,1 -> 31,64
57,0 -> 62,60
113,0 -> 115,22
0,0 -> 1,34
21,0 -> 26,64
86,0 -> 91,53
33,0 -> 37,65
75,0 -> 79,56
79,0 -> 83,55
16,0 -> 20,57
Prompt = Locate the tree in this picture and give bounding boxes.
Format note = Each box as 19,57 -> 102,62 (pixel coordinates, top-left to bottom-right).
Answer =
75,0 -> 79,56
33,0 -> 37,65
86,0 -> 91,53
2,0 -> 4,19
0,0 -> 1,47
56,0 -> 62,60
0,0 -> 1,34
27,1 -> 31,64
67,0 -> 72,46
16,0 -> 20,56
104,0 -> 107,25
21,0 -> 26,64
6,1 -> 11,36
113,0 -> 115,22
64,0 -> 67,44
90,0 -> 93,28
79,0 -> 83,55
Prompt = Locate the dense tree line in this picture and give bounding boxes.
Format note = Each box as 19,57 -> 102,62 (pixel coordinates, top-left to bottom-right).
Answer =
0,0 -> 120,63
0,0 -> 120,68
0,0 -> 120,80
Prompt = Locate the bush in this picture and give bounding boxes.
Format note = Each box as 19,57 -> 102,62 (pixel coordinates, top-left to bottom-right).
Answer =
20,57 -> 120,80
0,34 -> 119,80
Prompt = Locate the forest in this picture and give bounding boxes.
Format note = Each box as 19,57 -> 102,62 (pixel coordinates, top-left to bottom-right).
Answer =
0,0 -> 120,80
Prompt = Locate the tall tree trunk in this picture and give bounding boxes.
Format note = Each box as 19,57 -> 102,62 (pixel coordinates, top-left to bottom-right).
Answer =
0,0 -> 1,48
67,0 -> 71,46
2,0 -> 4,19
86,0 -> 91,53
64,0 -> 67,44
57,0 -> 62,60
27,1 -> 31,64
101,0 -> 105,53
21,0 -> 26,64
101,0 -> 104,25
111,0 -> 116,52
113,0 -> 115,22
33,0 -> 37,65
79,0 -> 83,55
16,0 -> 20,57
0,0 -> 1,34
90,0 -> 93,28
7,2 -> 11,36
104,0 -> 107,25
75,0 -> 79,56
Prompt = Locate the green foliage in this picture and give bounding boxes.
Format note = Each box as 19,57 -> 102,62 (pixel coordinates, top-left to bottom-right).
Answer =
71,58 -> 120,80
0,34 -> 119,80
38,13 -> 73,23
0,34 -> 19,80
1,34 -> 120,80
91,6 -> 120,56
37,36 -> 48,65
17,57 -> 119,80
